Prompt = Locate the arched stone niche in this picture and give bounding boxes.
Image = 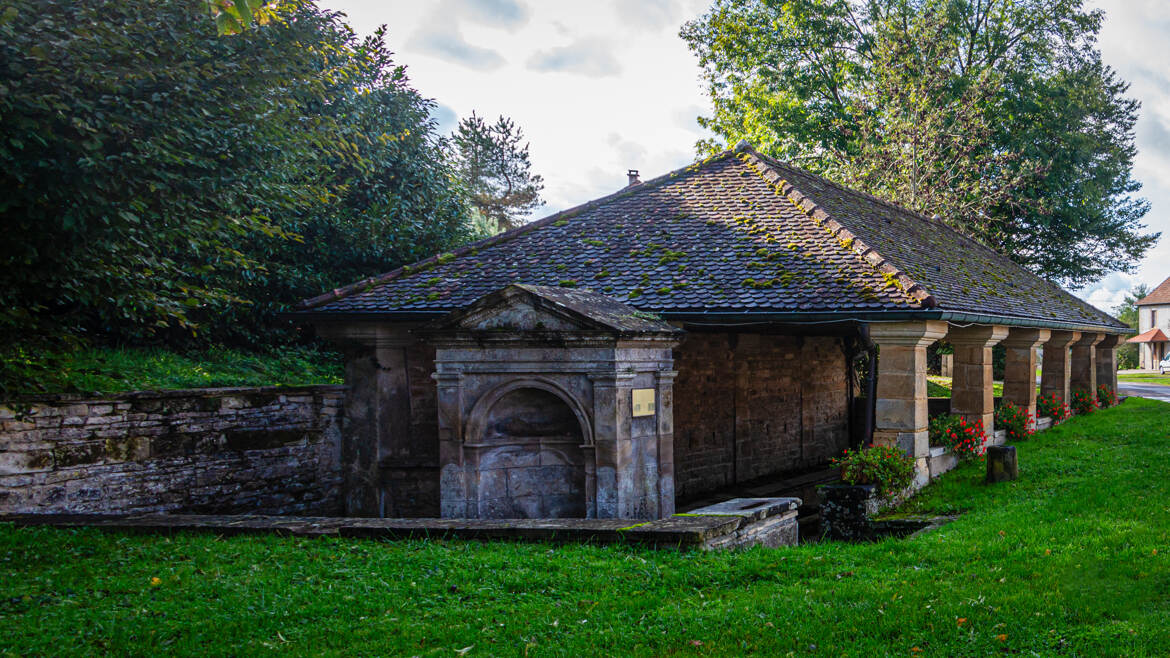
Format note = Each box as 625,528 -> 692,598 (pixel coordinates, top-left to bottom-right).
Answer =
423,285 -> 681,520
467,382 -> 590,519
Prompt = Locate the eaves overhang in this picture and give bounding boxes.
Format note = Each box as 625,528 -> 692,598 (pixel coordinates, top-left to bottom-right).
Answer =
282,307 -> 1127,335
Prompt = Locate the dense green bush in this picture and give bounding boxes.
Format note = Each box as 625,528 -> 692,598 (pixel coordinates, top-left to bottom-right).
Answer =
1,345 -> 341,396
0,0 -> 476,352
832,445 -> 916,497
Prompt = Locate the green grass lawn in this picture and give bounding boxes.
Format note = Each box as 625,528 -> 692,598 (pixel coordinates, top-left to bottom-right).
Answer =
927,375 -> 1005,398
1,345 -> 343,396
1119,373 -> 1170,386
3,400 -> 1170,655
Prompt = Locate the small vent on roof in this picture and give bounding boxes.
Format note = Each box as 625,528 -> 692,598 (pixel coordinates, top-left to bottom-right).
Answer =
627,169 -> 641,187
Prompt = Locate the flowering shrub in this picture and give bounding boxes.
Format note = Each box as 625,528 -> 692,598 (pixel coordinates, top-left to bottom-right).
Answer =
1036,393 -> 1070,422
928,414 -> 987,460
1070,388 -> 1099,415
995,401 -> 1033,442
1097,384 -> 1118,408
832,445 -> 916,498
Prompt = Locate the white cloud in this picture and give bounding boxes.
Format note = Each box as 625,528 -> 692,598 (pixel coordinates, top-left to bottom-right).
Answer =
527,39 -> 621,77
408,24 -> 505,71
1075,271 -> 1140,314
1088,0 -> 1170,291
322,0 -> 711,219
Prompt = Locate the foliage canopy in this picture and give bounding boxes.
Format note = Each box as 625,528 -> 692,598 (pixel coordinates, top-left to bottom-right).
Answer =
449,112 -> 545,233
0,0 -> 476,358
682,0 -> 1159,287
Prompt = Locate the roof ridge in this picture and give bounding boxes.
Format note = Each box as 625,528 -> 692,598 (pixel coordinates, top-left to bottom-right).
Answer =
733,141 -> 937,309
742,145 -> 1123,327
1137,275 -> 1170,306
751,149 -> 962,235
297,151 -> 737,310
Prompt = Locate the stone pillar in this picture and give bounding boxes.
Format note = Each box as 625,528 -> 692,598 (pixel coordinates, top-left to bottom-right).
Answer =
590,371 -> 637,519
654,369 -> 678,518
868,321 -> 948,487
1001,328 -> 1050,424
1041,331 -> 1081,403
1094,334 -> 1122,396
948,325 -> 1009,434
434,369 -> 467,518
321,323 -> 418,517
1070,333 -> 1105,397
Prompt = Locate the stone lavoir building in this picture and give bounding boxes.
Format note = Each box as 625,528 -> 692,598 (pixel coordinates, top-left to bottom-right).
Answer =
294,142 -> 1128,521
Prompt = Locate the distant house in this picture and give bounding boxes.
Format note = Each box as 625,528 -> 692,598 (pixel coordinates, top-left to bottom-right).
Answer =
293,142 -> 1127,521
1130,276 -> 1170,369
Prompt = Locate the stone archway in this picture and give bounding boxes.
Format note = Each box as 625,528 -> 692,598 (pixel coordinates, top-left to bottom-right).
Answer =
467,386 -> 588,519
425,284 -> 681,520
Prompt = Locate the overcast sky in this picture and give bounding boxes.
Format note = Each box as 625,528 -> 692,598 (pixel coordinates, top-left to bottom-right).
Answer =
321,0 -> 1168,314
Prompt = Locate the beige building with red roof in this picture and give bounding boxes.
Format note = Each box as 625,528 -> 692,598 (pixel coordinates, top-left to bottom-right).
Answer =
1132,276 -> 1170,369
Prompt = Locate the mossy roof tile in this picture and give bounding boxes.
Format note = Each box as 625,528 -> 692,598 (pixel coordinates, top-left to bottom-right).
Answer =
298,144 -> 1124,331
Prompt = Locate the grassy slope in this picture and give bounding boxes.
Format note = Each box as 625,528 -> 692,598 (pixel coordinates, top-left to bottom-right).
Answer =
1119,373 -> 1170,385
2,400 -> 1170,656
1,346 -> 342,396
927,375 -> 1005,398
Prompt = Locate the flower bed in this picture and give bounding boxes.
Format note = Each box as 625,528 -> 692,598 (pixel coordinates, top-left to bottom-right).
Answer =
1070,388 -> 1099,415
1037,393 -> 1070,423
1097,385 -> 1118,408
995,400 -> 1034,441
928,414 -> 988,459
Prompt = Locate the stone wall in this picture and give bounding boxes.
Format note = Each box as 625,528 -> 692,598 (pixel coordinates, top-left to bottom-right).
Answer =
0,386 -> 345,515
672,332 -> 851,502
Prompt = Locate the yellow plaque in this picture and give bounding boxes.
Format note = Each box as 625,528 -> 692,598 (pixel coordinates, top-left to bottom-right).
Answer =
632,388 -> 656,417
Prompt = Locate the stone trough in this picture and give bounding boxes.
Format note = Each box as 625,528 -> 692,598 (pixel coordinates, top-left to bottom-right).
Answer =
1,497 -> 801,552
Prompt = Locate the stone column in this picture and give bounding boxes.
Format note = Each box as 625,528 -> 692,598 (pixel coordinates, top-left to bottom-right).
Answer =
948,325 -> 1009,434
319,323 -> 418,517
654,369 -> 678,518
589,371 -> 637,519
868,321 -> 948,487
1001,328 -> 1050,424
1041,331 -> 1081,403
1070,333 -> 1105,397
433,369 -> 467,518
1095,334 -> 1121,396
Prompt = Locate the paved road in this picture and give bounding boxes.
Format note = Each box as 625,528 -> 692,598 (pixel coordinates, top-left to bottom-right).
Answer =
1118,382 -> 1170,403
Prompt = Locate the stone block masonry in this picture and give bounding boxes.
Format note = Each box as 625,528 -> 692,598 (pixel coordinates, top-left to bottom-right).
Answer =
0,385 -> 345,515
672,332 -> 850,503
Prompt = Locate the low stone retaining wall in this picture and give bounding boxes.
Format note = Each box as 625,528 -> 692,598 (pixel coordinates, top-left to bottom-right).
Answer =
0,386 -> 345,516
1,497 -> 801,551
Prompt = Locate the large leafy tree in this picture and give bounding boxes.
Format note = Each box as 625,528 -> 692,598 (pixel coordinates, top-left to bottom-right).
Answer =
681,0 -> 1158,287
449,113 -> 545,233
1114,283 -> 1150,369
1114,284 -> 1150,330
0,0 -> 475,350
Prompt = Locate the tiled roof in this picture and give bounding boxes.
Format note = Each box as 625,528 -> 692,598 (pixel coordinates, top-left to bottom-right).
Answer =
1137,276 -> 1170,306
298,143 -> 1125,332
1127,328 -> 1169,344
748,152 -> 1126,330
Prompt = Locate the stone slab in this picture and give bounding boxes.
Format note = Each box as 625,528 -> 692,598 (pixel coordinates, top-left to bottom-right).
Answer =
0,511 -> 789,550
685,497 -> 801,522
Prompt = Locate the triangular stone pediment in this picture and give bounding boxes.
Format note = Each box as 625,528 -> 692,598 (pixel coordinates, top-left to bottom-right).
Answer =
426,284 -> 679,337
456,298 -> 586,332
